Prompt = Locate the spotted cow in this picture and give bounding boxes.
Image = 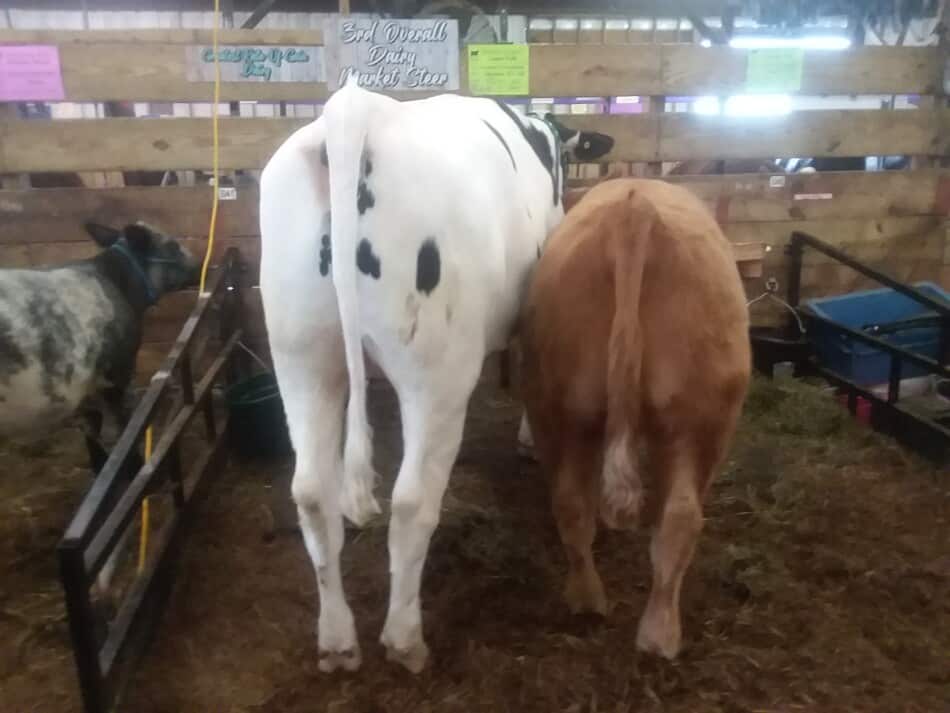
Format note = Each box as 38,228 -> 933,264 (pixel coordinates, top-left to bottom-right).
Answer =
0,221 -> 198,591
520,178 -> 751,659
0,222 -> 198,440
259,79 -> 613,673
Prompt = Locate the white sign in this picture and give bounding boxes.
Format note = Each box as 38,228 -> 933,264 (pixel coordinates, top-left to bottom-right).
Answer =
185,45 -> 324,83
218,187 -> 238,201
323,17 -> 459,91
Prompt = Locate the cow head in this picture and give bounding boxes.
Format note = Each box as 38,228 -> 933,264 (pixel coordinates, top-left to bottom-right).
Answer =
84,221 -> 201,303
543,113 -> 614,162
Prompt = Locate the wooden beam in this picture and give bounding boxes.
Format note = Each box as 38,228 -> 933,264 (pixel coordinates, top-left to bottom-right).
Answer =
0,185 -> 258,244
48,42 -> 330,102
3,110 -> 942,172
0,29 -> 323,45
569,170 -> 950,222
558,109 -> 947,163
0,35 -> 939,102
660,45 -> 943,96
0,117 -> 307,172
4,171 -> 946,248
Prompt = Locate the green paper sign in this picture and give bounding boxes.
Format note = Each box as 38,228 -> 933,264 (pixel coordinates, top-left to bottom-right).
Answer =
745,48 -> 804,92
468,44 -> 529,96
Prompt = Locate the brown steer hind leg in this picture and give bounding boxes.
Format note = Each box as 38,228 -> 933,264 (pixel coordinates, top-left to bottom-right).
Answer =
636,442 -> 705,659
551,432 -> 607,616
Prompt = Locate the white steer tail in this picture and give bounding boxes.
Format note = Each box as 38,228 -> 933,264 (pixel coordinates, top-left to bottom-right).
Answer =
324,76 -> 381,526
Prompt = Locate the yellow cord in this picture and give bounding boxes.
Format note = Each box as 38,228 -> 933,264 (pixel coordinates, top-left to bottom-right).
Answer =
199,0 -> 222,295
137,426 -> 153,575
138,1 -> 223,577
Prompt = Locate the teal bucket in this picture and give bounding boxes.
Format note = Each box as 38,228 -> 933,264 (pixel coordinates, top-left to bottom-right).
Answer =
225,372 -> 292,460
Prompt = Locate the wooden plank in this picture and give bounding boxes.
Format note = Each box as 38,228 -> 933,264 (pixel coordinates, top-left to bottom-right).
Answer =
0,29 -> 323,45
53,43 -> 330,102
662,45 -> 943,96
725,216 -> 944,261
4,172 -> 946,253
657,109 -> 948,163
0,185 -> 258,244
133,218 -> 945,342
529,44 -> 662,96
663,170 -> 948,222
0,38 -> 937,102
1,111 -> 945,173
0,117 -> 308,173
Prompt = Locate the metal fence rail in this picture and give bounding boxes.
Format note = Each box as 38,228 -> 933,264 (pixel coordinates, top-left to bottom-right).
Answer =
785,231 -> 950,466
58,248 -> 245,713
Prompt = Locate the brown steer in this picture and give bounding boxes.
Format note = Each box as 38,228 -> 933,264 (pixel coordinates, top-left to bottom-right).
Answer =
521,178 -> 751,658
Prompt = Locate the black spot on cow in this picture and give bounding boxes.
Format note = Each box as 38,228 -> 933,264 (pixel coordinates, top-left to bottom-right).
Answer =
319,235 -> 332,276
536,244 -> 542,260
26,293 -> 76,402
363,152 -> 373,177
320,142 -> 328,166
0,314 -> 27,384
357,239 -> 381,279
494,100 -> 558,205
357,181 -> 375,215
481,120 -> 516,171
416,240 -> 441,296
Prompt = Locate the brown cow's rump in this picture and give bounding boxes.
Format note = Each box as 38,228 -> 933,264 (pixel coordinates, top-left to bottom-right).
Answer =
522,177 -> 751,659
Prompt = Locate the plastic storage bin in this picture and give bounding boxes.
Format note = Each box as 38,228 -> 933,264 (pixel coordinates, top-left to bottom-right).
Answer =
804,282 -> 948,386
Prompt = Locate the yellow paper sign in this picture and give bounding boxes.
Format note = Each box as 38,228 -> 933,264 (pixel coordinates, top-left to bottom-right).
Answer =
468,44 -> 529,96
745,48 -> 804,92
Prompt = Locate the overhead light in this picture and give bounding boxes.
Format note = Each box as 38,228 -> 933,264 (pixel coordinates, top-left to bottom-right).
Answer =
724,94 -> 791,116
729,35 -> 851,50
692,94 -> 792,117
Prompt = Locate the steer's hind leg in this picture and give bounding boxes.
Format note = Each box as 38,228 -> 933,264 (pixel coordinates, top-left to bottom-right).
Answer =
274,332 -> 360,672
551,431 -> 607,616
380,359 -> 481,673
636,442 -> 704,660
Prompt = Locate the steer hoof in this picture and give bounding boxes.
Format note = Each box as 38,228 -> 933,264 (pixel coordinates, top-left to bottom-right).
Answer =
564,571 -> 608,616
517,442 -> 538,462
636,610 -> 681,660
383,640 -> 429,674
318,644 -> 362,673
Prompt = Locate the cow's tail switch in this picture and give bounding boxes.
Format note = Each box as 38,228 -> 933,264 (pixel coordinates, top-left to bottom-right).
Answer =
324,75 -> 382,526
600,190 -> 653,531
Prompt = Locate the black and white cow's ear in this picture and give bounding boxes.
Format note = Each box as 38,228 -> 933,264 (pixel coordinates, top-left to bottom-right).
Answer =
572,131 -> 614,161
84,221 -> 122,248
122,223 -> 157,253
542,113 -> 615,161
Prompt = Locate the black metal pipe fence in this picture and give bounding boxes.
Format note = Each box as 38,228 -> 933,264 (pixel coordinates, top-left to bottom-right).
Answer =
58,247 -> 246,713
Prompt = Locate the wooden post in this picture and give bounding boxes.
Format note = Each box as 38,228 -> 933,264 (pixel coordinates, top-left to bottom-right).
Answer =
339,0 -> 350,15
0,103 -> 29,189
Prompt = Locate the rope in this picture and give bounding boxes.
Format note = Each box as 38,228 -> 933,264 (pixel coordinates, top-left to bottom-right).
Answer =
138,0 -> 223,577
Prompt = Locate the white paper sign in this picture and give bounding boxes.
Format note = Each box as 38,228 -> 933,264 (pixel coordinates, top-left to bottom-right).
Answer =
323,17 -> 459,91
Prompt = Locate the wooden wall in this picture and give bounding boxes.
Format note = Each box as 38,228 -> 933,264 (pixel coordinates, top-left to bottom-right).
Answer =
0,28 -> 947,373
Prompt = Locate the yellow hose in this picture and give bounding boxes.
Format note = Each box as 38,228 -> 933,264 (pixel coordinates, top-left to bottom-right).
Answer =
138,0 -> 222,577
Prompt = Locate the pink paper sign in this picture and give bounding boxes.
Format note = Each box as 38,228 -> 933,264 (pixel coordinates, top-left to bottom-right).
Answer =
0,45 -> 65,101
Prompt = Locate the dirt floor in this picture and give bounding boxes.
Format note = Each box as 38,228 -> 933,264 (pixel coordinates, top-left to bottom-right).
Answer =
1,376 -> 948,713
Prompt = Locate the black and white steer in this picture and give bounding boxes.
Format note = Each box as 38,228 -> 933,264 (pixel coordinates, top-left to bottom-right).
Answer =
260,79 -> 613,674
0,221 -> 198,441
1,222 -> 199,592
